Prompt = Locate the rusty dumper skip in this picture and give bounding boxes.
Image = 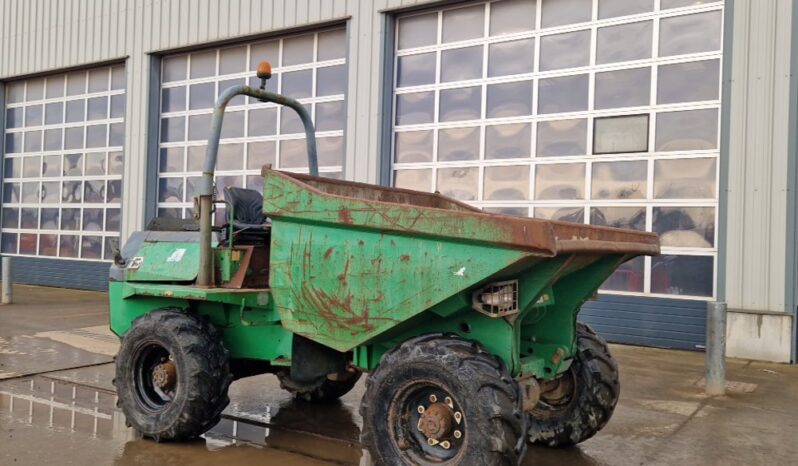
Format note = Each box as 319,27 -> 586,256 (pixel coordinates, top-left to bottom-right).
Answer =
109,62 -> 659,465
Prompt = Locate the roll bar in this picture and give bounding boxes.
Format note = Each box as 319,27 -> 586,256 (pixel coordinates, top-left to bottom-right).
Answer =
197,61 -> 318,286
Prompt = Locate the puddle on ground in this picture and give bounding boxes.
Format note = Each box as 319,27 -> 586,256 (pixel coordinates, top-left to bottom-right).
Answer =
0,375 -> 367,465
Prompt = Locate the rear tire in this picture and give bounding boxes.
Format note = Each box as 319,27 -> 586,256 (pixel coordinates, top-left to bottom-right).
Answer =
526,323 -> 620,447
360,334 -> 527,465
114,309 -> 232,441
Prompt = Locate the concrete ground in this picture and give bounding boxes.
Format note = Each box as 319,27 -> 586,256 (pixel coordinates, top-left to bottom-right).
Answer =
1,284 -> 796,465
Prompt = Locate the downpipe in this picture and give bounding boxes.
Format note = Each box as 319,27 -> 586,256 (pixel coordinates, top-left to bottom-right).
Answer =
197,64 -> 319,287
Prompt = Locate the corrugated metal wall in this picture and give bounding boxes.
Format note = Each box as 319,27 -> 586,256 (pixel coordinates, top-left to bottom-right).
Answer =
0,0 -> 437,245
724,0 -> 793,313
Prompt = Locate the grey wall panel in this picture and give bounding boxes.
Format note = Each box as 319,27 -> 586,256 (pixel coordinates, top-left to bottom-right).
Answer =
580,295 -> 707,351
3,256 -> 110,291
724,0 -> 794,313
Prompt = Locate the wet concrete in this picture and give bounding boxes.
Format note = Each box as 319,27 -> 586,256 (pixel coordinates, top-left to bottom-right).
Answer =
2,285 -> 798,465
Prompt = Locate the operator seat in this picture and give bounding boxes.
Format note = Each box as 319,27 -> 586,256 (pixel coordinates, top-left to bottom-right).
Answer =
223,186 -> 270,244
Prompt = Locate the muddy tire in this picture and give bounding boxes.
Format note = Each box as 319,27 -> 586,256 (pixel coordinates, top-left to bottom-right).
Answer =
114,309 -> 232,441
360,334 -> 527,465
279,370 -> 362,402
526,323 -> 620,447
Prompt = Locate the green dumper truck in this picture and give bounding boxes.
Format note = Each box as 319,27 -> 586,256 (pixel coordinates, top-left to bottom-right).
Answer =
109,62 -> 659,465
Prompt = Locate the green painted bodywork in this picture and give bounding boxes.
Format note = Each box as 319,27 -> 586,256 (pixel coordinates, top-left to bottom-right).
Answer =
109,169 -> 658,380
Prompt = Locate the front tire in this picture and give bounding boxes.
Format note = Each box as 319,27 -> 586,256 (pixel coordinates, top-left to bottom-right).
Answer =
114,309 -> 232,441
360,334 -> 527,465
526,323 -> 620,447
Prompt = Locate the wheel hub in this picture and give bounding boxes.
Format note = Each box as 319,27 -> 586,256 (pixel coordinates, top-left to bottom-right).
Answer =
418,402 -> 454,440
152,360 -> 177,392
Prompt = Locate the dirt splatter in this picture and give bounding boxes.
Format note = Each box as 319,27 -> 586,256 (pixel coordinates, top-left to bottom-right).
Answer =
323,247 -> 334,259
400,254 -> 411,262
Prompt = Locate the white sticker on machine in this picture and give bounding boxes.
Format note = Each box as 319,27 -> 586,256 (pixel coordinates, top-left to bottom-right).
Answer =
167,248 -> 187,263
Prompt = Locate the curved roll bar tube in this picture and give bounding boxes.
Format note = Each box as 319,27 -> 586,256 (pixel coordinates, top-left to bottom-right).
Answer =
197,83 -> 318,287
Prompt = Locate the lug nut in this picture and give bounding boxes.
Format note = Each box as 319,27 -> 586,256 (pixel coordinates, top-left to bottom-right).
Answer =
444,396 -> 453,408
441,440 -> 451,449
454,412 -> 462,424
454,430 -> 462,439
417,405 -> 425,413
429,394 -> 437,403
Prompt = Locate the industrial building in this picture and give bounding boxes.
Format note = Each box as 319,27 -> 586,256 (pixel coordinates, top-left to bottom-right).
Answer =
0,0 -> 794,362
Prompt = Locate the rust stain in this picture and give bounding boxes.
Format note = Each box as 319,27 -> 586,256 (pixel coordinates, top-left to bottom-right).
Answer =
400,254 -> 411,262
358,240 -> 365,246
338,207 -> 353,225
323,247 -> 334,259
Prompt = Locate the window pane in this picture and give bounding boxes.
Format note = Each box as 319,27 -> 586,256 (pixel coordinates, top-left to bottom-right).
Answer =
23,157 -> 41,178
594,115 -> 649,154
441,46 -> 483,82
398,13 -> 438,50
487,81 -> 532,119
190,50 -> 217,78
159,177 -> 184,202
6,107 -> 23,128
160,147 -> 184,173
591,160 -> 647,199
318,136 -> 344,167
251,40 -> 280,67
6,81 -> 25,103
24,130 -> 42,152
442,5 -> 484,43
2,208 -> 19,229
25,105 -> 43,126
654,158 -> 716,199
535,163 -> 585,200
110,95 -> 126,119
440,87 -> 482,122
86,124 -> 108,148
661,0 -> 714,8
87,96 -> 108,120
20,208 -> 39,229
281,69 -> 313,99
658,59 -> 720,104
591,206 -> 646,230
537,118 -> 587,157
282,34 -> 315,66
161,116 -> 185,142
438,127 -> 480,161
64,154 -> 83,176
315,101 -> 345,132
162,87 -> 186,112
317,65 -> 347,96
40,208 -> 59,229
189,83 -> 215,110
437,167 -> 479,200
483,206 -> 528,217
484,165 -> 529,200
488,38 -> 535,77
248,108 -> 277,137
26,78 -> 44,101
534,206 -> 584,223
655,109 -> 718,151
279,139 -> 308,168
220,111 -> 245,139
82,207 -> 104,230
538,74 -> 588,114
595,68 -> 651,109
598,0 -> 653,19
43,155 -> 61,177
540,30 -> 591,71
651,255 -> 713,296
162,55 -> 187,82
280,105 -> 310,135
394,169 -> 432,191
659,11 -> 722,57
81,236 -> 103,259
601,256 -> 644,292
217,143 -> 244,171
318,29 -> 346,61
486,123 -> 531,159
45,102 -> 63,125
219,46 -> 247,75
541,0 -> 591,27
597,21 -> 652,64
654,206 -> 715,248
64,127 -> 84,150
397,53 -> 436,87
88,68 -> 109,92
490,0 -> 536,36
43,129 -> 62,151
247,141 -> 277,169
65,99 -> 85,123
395,130 -> 433,163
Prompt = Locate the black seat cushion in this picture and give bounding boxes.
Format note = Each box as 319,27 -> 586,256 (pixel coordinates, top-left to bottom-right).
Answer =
223,187 -> 267,230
